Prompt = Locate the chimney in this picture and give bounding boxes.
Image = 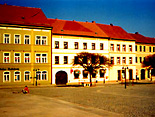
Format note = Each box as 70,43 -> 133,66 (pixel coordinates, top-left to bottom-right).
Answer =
135,32 -> 139,34
92,21 -> 95,23
110,23 -> 113,26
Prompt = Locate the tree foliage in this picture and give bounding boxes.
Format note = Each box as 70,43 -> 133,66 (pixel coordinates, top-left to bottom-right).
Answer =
142,54 -> 155,69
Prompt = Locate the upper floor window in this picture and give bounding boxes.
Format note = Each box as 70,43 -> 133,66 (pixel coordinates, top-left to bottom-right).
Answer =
3,71 -> 10,82
122,45 -> 126,51
75,42 -> 79,49
24,53 -> 30,63
143,46 -> 146,52
129,57 -> 132,64
36,54 -> 41,63
139,57 -> 142,63
122,57 -> 126,64
42,54 -> 47,63
55,56 -> 59,64
100,43 -> 104,50
149,47 -> 152,52
111,57 -> 114,64
4,34 -> 10,44
42,36 -> 47,45
35,54 -> 47,63
117,44 -> 120,51
36,36 -> 41,45
135,45 -> 137,51
129,45 -> 132,52
14,35 -> 20,44
140,46 -> 142,52
110,44 -> 114,51
55,41 -> 59,49
14,71 -> 20,82
14,53 -> 20,63
135,57 -> 138,63
24,71 -> 30,81
3,52 -> 10,63
24,35 -> 30,44
92,43 -> 95,50
64,56 -> 68,64
83,43 -> 87,50
64,42 -> 68,49
153,47 -> 155,52
117,57 -> 120,64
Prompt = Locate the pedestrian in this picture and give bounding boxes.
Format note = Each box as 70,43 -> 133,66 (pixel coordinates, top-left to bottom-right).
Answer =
22,86 -> 29,94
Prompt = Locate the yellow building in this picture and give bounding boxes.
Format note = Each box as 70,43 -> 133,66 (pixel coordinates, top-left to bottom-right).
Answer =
0,4 -> 52,85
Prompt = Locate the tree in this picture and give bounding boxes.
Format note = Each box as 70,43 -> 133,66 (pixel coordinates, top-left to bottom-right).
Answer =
73,52 -> 113,86
142,54 -> 155,76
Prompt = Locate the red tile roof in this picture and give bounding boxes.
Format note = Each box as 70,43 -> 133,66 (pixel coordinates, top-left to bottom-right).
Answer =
0,4 -> 50,27
129,33 -> 155,44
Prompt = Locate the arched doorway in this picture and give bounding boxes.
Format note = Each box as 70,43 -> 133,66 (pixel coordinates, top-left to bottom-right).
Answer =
141,69 -> 145,80
56,71 -> 68,85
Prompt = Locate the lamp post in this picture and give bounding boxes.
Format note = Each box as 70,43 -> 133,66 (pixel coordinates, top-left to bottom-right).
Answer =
33,69 -> 40,86
122,67 -> 128,89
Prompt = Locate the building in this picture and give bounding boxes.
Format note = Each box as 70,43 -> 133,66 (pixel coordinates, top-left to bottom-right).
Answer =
0,4 -> 52,85
0,4 -> 154,86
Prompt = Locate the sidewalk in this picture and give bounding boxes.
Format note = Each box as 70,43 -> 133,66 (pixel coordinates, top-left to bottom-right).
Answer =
0,89 -> 123,117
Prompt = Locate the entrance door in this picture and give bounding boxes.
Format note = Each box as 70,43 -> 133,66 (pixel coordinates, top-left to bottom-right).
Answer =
56,71 -> 68,84
141,69 -> 145,80
118,70 -> 121,81
129,69 -> 133,80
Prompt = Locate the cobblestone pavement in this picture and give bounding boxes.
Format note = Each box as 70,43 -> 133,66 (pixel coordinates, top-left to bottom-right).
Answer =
0,84 -> 155,117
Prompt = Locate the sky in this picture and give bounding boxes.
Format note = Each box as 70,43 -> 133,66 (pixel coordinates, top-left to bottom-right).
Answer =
0,0 -> 155,37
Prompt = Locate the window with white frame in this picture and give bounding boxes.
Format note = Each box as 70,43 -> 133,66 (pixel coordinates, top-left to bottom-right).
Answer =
129,57 -> 132,64
117,44 -> 120,51
24,71 -> 30,81
122,45 -> 126,51
3,52 -> 10,63
4,34 -> 10,44
64,56 -> 68,64
122,57 -> 126,64
42,71 -> 47,80
83,43 -> 87,50
100,43 -> 104,50
14,53 -> 20,63
117,57 -> 120,64
42,36 -> 47,45
64,42 -> 68,49
36,71 -> 41,80
14,35 -> 20,44
24,53 -> 30,63
36,36 -> 41,45
3,71 -> 10,82
55,41 -> 59,49
110,44 -> 114,51
36,54 -> 41,63
129,45 -> 132,52
42,54 -> 47,63
24,35 -> 30,44
14,71 -> 20,81
92,43 -> 95,50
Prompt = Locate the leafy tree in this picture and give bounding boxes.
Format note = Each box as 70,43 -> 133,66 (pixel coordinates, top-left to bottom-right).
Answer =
73,52 -> 113,86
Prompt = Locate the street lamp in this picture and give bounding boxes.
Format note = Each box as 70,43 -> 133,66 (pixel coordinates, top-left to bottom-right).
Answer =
122,67 -> 128,89
33,69 -> 40,86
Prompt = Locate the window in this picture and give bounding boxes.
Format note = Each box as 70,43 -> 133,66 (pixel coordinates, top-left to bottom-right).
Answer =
64,42 -> 68,49
129,45 -> 132,52
14,35 -> 20,44
100,43 -> 104,50
25,71 -> 30,81
122,57 -> 126,64
83,43 -> 87,50
149,47 -> 151,52
14,71 -> 20,81
36,54 -> 47,63
92,70 -> 97,78
117,44 -> 120,51
111,57 -> 114,64
153,47 -> 155,52
143,46 -> 146,52
129,57 -> 132,64
36,71 -> 41,80
14,53 -> 20,63
42,71 -> 47,80
64,56 -> 68,64
139,57 -> 142,63
140,46 -> 142,52
4,34 -> 10,43
24,53 -> 30,63
83,70 -> 88,78
42,54 -> 47,63
3,71 -> 10,82
55,56 -> 59,64
92,43 -> 95,50
110,44 -> 114,51
100,69 -> 105,78
135,45 -> 137,51
36,36 -> 41,45
42,36 -> 47,45
74,70 -> 80,79
117,57 -> 120,64
55,41 -> 59,49
135,57 -> 138,63
122,45 -> 126,51
74,56 -> 79,64
75,42 -> 79,49
3,53 -> 10,63
24,35 -> 30,44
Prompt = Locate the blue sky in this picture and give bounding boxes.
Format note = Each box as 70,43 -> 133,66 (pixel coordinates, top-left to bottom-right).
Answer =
1,0 -> 155,37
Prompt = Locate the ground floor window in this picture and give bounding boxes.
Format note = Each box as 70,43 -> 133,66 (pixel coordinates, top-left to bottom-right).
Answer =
14,71 -> 20,81
36,71 -> 48,80
92,70 -> 97,78
100,69 -> 105,78
42,71 -> 47,80
74,70 -> 80,79
4,71 -> 10,82
25,71 -> 30,81
83,70 -> 88,78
